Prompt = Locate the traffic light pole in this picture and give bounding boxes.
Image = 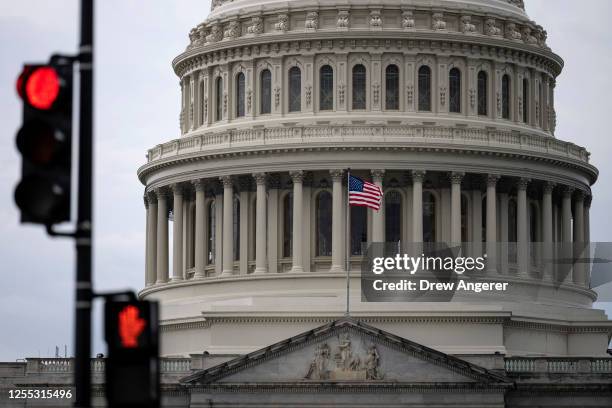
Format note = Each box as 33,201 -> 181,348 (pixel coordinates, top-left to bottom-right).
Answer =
74,0 -> 93,406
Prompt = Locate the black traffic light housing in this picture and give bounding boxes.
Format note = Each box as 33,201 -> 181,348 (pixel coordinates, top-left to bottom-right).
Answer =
104,299 -> 160,408
15,58 -> 73,225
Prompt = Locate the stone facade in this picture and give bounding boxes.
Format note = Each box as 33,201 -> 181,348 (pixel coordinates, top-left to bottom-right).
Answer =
3,0 -> 611,407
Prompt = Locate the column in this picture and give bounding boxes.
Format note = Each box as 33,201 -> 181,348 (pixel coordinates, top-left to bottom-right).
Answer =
267,175 -> 280,274
542,182 -> 554,279
239,178 -> 250,275
471,188 -> 482,257
371,170 -> 385,242
145,193 -> 157,286
412,171 -> 425,242
220,176 -> 234,276
499,192 -> 509,274
516,178 -> 530,275
560,187 -> 573,283
253,173 -> 268,274
330,169 -> 345,273
585,195 -> 591,287
193,180 -> 206,279
171,184 -> 184,282
486,175 -> 500,273
290,171 -> 305,273
156,188 -> 169,284
450,172 -> 464,244
562,187 -> 574,238
573,190 -> 585,286
214,189 -> 224,276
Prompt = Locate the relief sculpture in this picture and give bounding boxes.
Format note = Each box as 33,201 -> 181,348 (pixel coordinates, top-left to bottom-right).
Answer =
304,333 -> 383,381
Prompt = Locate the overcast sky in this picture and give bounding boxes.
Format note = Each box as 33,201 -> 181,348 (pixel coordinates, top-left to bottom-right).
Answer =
1,0 -> 611,361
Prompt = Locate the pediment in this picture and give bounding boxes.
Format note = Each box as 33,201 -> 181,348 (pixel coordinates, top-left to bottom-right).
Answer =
181,318 -> 509,385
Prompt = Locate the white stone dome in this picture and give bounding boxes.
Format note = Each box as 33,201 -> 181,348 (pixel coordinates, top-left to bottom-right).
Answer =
209,0 -> 528,21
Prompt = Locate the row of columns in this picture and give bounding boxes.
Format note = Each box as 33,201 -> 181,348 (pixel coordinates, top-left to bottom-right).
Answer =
144,170 -> 591,287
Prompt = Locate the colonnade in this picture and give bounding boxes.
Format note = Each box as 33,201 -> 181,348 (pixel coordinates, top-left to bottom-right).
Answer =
143,170 -> 591,288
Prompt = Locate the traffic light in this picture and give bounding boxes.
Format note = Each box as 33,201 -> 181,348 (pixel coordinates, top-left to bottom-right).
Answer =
15,59 -> 73,224
104,300 -> 160,408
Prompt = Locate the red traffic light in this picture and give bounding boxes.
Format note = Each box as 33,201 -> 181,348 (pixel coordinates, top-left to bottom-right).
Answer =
118,305 -> 147,348
18,66 -> 61,110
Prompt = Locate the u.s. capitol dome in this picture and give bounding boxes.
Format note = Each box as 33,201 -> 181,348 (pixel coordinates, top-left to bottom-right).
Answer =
135,0 -> 612,405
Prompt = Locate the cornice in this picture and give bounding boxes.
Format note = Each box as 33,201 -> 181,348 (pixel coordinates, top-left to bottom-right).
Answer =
174,32 -> 562,79
160,314 -> 510,332
136,125 -> 597,187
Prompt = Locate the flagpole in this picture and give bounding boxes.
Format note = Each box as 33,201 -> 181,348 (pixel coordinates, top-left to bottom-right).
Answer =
345,168 -> 351,316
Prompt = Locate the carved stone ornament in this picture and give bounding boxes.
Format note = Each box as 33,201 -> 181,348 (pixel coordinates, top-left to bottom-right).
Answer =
305,85 -> 312,107
274,87 -> 280,109
223,20 -> 241,39
187,27 -> 200,49
247,16 -> 264,35
440,86 -> 447,106
484,18 -> 502,36
522,26 -> 538,45
373,83 -> 380,105
338,84 -> 345,105
432,13 -> 446,30
305,11 -> 319,30
505,22 -> 522,41
406,85 -> 414,106
246,89 -> 252,112
304,334 -> 383,381
469,88 -> 476,108
460,15 -> 476,34
203,97 -> 208,122
401,10 -> 415,30
275,13 -> 289,32
223,92 -> 228,115
369,10 -> 382,29
337,10 -> 349,30
195,24 -> 207,46
206,24 -> 223,43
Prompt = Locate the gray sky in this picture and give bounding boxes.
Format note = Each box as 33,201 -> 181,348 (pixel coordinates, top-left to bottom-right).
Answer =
0,0 -> 611,361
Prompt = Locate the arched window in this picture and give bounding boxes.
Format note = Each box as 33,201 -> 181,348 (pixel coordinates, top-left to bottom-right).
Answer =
350,206 -> 367,255
236,73 -> 245,118
522,78 -> 529,123
207,201 -> 215,264
385,191 -> 402,244
215,77 -> 223,121
385,65 -> 400,110
423,191 -> 436,243
418,66 -> 432,111
501,74 -> 511,120
260,69 -> 272,114
316,191 -> 333,256
288,67 -> 301,112
283,193 -> 293,258
477,71 -> 488,116
449,68 -> 461,113
352,64 -> 366,109
320,65 -> 334,110
233,197 -> 240,261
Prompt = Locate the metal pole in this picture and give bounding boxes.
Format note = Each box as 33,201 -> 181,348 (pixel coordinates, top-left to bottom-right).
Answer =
75,0 -> 93,406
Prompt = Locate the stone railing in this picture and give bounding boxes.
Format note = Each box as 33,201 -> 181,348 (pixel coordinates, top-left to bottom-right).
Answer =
143,125 -> 590,169
25,357 -> 191,375
505,357 -> 612,374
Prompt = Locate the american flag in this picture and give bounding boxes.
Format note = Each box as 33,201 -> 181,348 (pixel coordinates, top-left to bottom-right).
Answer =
348,174 -> 383,211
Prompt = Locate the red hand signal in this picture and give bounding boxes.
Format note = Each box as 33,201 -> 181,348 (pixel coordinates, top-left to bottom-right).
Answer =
118,305 -> 146,348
